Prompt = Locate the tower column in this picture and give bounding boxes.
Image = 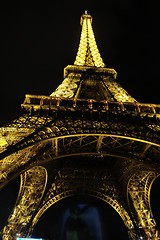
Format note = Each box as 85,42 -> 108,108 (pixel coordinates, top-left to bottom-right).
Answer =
128,171 -> 159,240
2,166 -> 47,240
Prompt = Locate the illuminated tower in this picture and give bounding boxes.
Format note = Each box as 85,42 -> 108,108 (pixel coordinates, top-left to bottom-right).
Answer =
1,11 -> 160,240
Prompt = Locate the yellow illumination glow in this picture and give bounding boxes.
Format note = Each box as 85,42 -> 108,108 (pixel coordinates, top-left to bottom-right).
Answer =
74,13 -> 105,67
0,138 -> 7,147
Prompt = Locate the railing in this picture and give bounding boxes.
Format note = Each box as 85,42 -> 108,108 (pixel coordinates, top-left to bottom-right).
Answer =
21,94 -> 160,116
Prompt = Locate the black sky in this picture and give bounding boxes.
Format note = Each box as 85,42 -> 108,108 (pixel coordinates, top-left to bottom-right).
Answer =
0,0 -> 160,125
0,1 -> 160,239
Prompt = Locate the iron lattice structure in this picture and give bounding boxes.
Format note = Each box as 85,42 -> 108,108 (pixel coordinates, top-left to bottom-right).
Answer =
1,12 -> 160,240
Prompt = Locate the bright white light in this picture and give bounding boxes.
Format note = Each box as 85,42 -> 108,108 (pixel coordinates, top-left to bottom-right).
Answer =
16,238 -> 43,240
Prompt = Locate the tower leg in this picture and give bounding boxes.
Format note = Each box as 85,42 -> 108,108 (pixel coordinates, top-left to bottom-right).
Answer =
2,166 -> 47,240
128,170 -> 159,240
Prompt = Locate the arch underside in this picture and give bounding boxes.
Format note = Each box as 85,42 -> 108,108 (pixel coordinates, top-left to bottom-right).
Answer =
1,108 -> 160,159
1,115 -> 160,239
2,133 -> 160,239
1,132 -> 160,188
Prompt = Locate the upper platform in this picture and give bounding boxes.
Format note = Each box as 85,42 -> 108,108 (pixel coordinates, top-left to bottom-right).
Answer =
49,11 -> 136,102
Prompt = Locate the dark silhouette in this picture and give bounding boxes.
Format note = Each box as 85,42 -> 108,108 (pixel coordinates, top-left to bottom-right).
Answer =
62,205 -> 95,240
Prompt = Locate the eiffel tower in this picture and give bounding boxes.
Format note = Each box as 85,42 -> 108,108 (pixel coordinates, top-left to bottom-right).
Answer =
1,11 -> 160,240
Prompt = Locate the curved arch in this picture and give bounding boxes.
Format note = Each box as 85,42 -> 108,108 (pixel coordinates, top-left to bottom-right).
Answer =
12,131 -> 160,153
1,133 -> 160,191
1,114 -> 160,161
30,184 -> 134,236
1,131 -> 160,239
150,175 -> 160,229
32,195 -> 130,240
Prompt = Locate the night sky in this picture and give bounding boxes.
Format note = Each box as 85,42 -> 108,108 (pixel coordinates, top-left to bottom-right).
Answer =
0,1 -> 160,239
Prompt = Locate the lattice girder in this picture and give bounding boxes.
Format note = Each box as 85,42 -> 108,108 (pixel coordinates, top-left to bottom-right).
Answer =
127,171 -> 160,239
74,12 -> 105,67
0,133 -> 160,191
2,155 -> 160,240
0,141 -> 50,189
0,112 -> 56,152
2,166 -> 47,240
27,165 -> 134,237
1,109 -> 160,162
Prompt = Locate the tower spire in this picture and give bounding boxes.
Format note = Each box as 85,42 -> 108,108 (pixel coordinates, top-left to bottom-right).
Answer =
50,12 -> 136,102
74,11 -> 105,67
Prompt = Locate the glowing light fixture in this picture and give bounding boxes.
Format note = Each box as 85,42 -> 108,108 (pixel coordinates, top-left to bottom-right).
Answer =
17,238 -> 44,240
